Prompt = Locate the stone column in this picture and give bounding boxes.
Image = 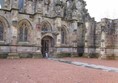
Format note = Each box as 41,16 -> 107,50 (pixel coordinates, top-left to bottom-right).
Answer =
85,24 -> 88,46
32,14 -> 42,58
77,22 -> 85,57
11,0 -> 18,9
26,0 -> 33,14
36,0 -> 43,13
71,21 -> 78,56
34,14 -> 41,46
11,10 -> 18,47
84,19 -> 96,58
54,18 -> 62,57
99,29 -> 106,59
55,18 -> 61,47
84,22 -> 90,57
8,9 -> 19,59
73,21 -> 78,30
56,31 -> 61,47
100,19 -> 115,59
43,0 -> 50,16
4,0 -> 10,9
36,24 -> 41,54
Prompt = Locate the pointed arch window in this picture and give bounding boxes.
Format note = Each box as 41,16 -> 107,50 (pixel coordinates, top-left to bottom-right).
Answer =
0,21 -> 4,40
41,23 -> 52,32
42,24 -> 48,31
61,28 -> 66,44
19,23 -> 28,42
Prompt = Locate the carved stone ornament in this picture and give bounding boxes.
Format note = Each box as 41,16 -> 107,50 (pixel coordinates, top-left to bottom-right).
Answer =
4,0 -> 10,8
55,6 -> 62,17
44,0 -> 50,5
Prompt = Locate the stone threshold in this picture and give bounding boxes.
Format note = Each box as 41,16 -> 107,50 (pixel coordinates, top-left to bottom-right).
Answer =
48,58 -> 118,73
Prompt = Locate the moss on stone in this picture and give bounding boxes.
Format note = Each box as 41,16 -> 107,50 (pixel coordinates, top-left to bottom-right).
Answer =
32,53 -> 43,58
56,53 -> 71,58
115,56 -> 118,60
19,53 -> 33,58
0,53 -> 8,59
83,53 -> 100,58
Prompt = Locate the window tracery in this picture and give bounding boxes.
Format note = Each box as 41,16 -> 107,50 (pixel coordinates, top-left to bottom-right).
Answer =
61,28 -> 66,44
0,21 -> 4,40
41,23 -> 51,32
19,23 -> 28,42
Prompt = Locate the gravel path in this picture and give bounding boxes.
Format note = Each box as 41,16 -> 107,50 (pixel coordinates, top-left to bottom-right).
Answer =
0,59 -> 118,83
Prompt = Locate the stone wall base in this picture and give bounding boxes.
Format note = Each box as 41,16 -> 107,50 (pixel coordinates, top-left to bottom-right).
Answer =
54,52 -> 71,58
114,55 -> 118,60
54,47 -> 76,58
32,53 -> 42,58
0,52 -> 42,59
8,53 -> 19,59
70,52 -> 78,57
0,53 -> 9,59
99,54 -> 115,60
83,53 -> 99,58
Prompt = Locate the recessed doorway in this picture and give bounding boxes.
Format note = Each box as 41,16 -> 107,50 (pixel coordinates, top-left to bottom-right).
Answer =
41,36 -> 54,57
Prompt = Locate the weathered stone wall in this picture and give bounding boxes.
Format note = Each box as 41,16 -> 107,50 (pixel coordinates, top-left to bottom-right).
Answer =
96,18 -> 118,59
0,0 -> 117,59
0,0 -> 89,58
83,17 -> 96,58
95,22 -> 101,48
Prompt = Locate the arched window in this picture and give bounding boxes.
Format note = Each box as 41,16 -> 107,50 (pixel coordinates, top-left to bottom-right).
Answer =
19,27 -> 23,41
24,26 -> 28,41
42,24 -> 48,31
41,22 -> 52,32
19,23 -> 28,42
18,0 -> 24,11
61,28 -> 66,44
0,21 -> 4,40
0,0 -> 4,9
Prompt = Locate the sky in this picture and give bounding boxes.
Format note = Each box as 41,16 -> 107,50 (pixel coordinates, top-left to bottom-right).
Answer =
0,0 -> 4,8
85,0 -> 118,22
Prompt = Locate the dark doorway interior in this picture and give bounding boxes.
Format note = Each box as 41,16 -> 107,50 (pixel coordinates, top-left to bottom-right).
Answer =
41,36 -> 54,57
77,46 -> 84,57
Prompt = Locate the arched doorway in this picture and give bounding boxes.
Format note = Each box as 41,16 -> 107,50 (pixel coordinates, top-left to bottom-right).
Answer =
41,36 -> 54,57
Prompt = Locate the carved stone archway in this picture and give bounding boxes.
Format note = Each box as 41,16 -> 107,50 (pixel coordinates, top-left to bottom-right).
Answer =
41,35 -> 54,58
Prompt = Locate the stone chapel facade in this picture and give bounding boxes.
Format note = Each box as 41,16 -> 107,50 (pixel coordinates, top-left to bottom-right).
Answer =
0,0 -> 117,59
